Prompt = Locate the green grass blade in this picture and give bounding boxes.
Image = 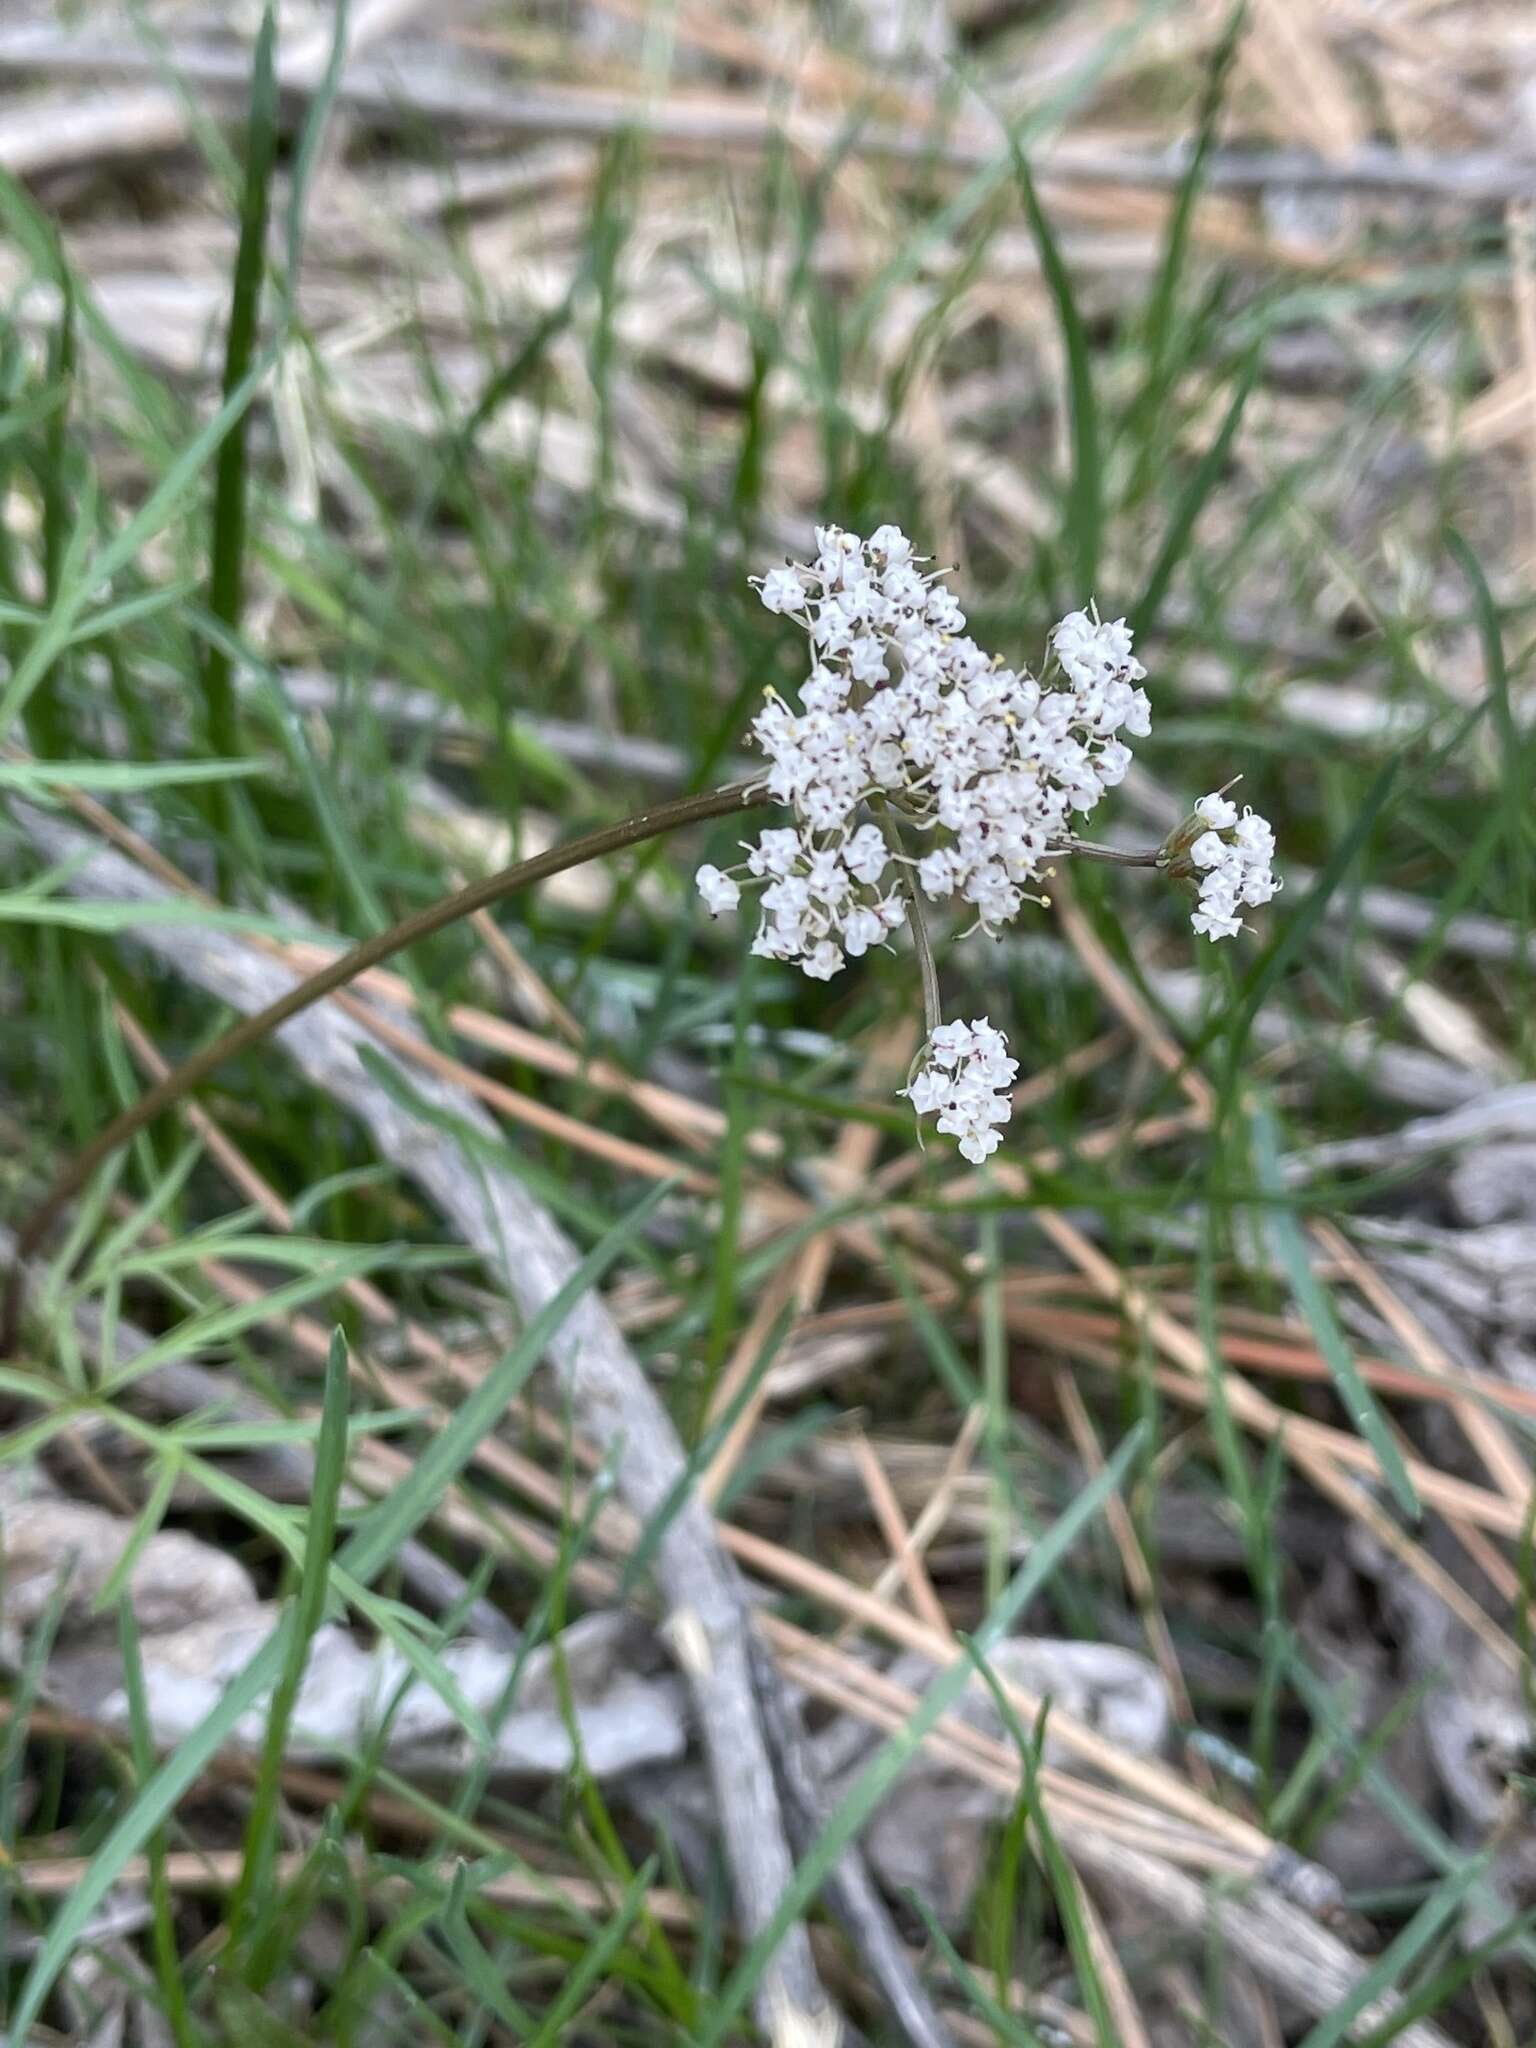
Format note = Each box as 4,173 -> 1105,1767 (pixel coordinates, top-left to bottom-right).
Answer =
909,1899 -> 1045,2046
281,0 -> 351,287
1009,139 -> 1101,599
964,1657 -> 1118,2046
1249,1104 -> 1417,1518
1130,342 -> 1261,638
1446,526 -> 1530,1001
1124,6 -> 1244,478
117,1603 -> 197,2048
225,1326 -> 351,1962
199,0 -> 279,828
0,170 -> 178,446
0,758 -> 266,793
25,258 -> 75,757
523,1859 -> 658,2047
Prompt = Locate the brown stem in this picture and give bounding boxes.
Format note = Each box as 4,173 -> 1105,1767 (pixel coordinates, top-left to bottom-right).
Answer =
1,779 -> 758,1355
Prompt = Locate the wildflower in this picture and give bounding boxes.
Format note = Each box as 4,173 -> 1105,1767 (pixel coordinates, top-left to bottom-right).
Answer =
903,1018 -> 1018,1165
718,526 -> 1155,983
1195,791 -> 1238,831
695,864 -> 741,916
1183,792 -> 1282,941
702,526 -> 1277,1165
757,566 -> 806,615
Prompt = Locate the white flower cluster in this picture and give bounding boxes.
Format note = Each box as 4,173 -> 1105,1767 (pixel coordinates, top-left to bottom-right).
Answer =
903,1017 -> 1018,1165
694,525 -> 1152,981
1187,791 -> 1281,940
692,526 -> 1279,1170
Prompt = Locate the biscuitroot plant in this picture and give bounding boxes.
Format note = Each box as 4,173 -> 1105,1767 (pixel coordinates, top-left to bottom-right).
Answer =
696,524 -> 1279,1162
1,522 -> 1276,1347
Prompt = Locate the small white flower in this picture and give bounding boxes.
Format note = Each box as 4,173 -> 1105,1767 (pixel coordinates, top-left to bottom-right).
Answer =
1192,903 -> 1245,941
803,939 -> 845,980
908,1066 -> 950,1115
1183,792 -> 1280,942
1052,609 -> 1145,695
929,1019 -> 975,1063
746,826 -> 802,878
1199,862 -> 1241,908
800,670 -> 844,713
1096,739 -> 1132,787
695,864 -> 740,916
868,523 -> 914,565
758,566 -> 805,614
903,1016 -> 1018,1165
917,848 -> 956,898
1195,791 -> 1238,831
844,823 -> 890,884
1234,809 -> 1275,859
842,906 -> 885,956
847,636 -> 888,685
1189,830 -> 1229,870
813,608 -> 853,655
926,587 -> 965,633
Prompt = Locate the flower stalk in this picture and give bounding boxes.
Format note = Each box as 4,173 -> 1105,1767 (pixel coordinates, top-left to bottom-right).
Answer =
0,778 -> 759,1355
701,522 -> 1280,1164
3,526 -> 1282,1343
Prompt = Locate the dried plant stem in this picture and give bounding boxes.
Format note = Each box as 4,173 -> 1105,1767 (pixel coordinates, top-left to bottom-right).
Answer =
1,778 -> 757,1353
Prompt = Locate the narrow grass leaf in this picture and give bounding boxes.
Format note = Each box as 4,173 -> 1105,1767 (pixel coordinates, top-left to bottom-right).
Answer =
1446,527 -> 1530,987
0,758 -> 265,792
117,1603 -> 196,2048
198,1 -> 278,850
1009,140 -> 1101,598
226,1327 -> 351,1959
968,1670 -> 1118,2048
1131,342 -> 1261,638
523,1860 -> 658,2048
909,1899 -> 1045,2047
1124,6 -> 1243,460
1250,1103 -> 1417,1518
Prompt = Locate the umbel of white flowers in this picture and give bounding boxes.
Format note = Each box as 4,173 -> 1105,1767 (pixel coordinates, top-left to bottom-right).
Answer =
696,525 -> 1280,1164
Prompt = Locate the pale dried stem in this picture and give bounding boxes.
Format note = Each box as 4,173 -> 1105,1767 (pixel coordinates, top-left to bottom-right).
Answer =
845,1404 -> 986,1638
845,1427 -> 952,1638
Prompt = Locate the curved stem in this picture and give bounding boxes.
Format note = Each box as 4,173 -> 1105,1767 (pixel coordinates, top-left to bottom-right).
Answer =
2,779 -> 759,1355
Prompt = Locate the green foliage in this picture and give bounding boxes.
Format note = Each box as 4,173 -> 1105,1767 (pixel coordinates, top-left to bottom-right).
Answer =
0,12 -> 1527,2042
